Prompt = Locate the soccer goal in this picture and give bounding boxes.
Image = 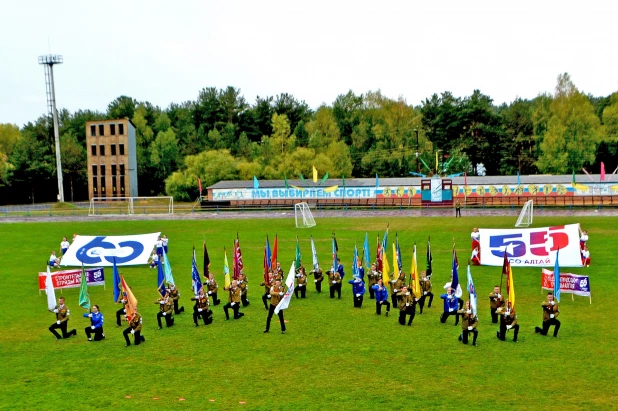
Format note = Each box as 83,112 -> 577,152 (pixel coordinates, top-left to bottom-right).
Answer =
88,197 -> 131,216
295,202 -> 316,228
88,196 -> 174,216
515,200 -> 533,227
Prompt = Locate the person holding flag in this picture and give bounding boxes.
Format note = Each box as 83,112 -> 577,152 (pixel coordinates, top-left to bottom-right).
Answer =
336,258 -> 345,281
295,267 -> 308,299
489,286 -> 505,324
83,305 -> 105,342
223,280 -> 244,320
261,270 -> 275,309
440,287 -> 460,326
535,293 -> 561,337
457,300 -> 479,346
123,310 -> 145,347
327,266 -> 342,299
309,264 -> 324,293
419,271 -> 434,314
48,296 -> 77,339
168,284 -> 184,315
264,279 -> 287,334
238,272 -> 250,307
367,263 -> 380,299
154,293 -> 174,329
398,285 -> 417,326
348,276 -> 366,308
496,301 -> 519,342
190,288 -> 213,327
390,271 -> 406,311
205,273 -> 221,306
371,279 -> 390,316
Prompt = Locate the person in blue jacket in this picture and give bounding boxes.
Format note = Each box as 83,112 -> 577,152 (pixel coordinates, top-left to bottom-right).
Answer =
83,305 -> 105,341
348,277 -> 365,308
337,258 -> 345,280
371,278 -> 390,316
440,287 -> 460,326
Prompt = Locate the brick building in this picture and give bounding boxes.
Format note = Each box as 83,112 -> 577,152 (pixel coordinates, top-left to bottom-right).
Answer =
86,119 -> 138,199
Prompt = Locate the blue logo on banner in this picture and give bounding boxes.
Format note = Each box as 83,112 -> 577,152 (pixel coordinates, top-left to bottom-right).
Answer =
76,237 -> 144,265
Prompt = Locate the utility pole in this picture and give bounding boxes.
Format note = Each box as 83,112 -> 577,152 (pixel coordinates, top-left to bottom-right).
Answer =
38,54 -> 64,202
414,129 -> 419,173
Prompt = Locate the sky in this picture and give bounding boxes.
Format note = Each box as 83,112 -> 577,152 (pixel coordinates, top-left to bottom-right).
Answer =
2,0 -> 617,127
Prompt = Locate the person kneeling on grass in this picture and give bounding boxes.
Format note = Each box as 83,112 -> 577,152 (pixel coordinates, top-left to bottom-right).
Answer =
155,293 -> 174,329
496,301 -> 518,342
49,251 -> 61,268
371,279 -> 390,316
457,301 -> 478,346
348,277 -> 366,308
440,287 -> 460,326
123,311 -> 145,347
83,305 -> 105,341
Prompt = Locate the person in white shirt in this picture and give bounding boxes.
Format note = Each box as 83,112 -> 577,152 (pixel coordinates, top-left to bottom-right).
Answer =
60,237 -> 70,255
579,229 -> 588,251
471,228 -> 480,250
156,236 -> 164,259
443,276 -> 464,309
471,247 -> 480,266
581,246 -> 591,267
149,251 -> 159,268
162,235 -> 169,254
49,251 -> 61,268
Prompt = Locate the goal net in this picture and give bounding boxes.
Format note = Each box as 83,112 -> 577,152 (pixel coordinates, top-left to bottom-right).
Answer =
515,200 -> 533,227
89,196 -> 173,216
295,202 -> 316,228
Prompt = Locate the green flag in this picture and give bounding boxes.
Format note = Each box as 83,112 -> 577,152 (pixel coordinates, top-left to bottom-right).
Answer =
299,173 -> 306,182
319,173 -> 329,186
295,236 -> 302,270
284,176 -> 289,190
79,265 -> 90,310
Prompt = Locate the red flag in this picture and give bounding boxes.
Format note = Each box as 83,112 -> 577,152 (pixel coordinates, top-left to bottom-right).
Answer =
601,162 -> 606,181
376,235 -> 383,272
233,233 -> 243,280
271,234 -> 278,269
263,246 -> 269,283
203,241 -> 210,278
198,177 -> 203,195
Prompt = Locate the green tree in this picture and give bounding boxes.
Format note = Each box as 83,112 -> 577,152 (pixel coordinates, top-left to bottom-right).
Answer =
60,131 -> 86,201
107,96 -> 138,120
150,129 -> 180,194
536,73 -> 602,173
0,124 -> 22,186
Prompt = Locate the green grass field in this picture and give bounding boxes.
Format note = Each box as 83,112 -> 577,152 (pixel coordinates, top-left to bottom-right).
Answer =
0,215 -> 616,410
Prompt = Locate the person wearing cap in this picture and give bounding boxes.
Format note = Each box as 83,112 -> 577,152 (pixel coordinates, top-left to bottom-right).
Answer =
390,271 -> 406,310
348,277 -> 366,308
83,305 -> 105,341
309,264 -> 324,293
260,271 -> 274,310
371,279 -> 390,316
327,267 -> 342,299
168,284 -> 184,314
457,300 -> 479,346
535,293 -> 560,337
440,287 -> 460,326
49,296 -> 77,339
295,267 -> 308,299
489,286 -> 505,324
123,310 -> 145,347
496,301 -> 518,342
115,290 -> 128,326
155,293 -> 174,329
191,289 -> 213,327
238,273 -> 250,307
264,279 -> 287,334
205,273 -> 221,306
418,271 -> 433,314
398,285 -> 417,326
443,275 -> 464,309
223,280 -> 244,320
367,263 -> 380,299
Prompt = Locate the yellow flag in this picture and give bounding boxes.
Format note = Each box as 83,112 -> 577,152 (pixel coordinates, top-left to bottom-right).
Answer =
436,151 -> 439,173
312,166 -> 318,183
324,185 -> 339,193
411,244 -> 420,297
223,249 -> 231,288
120,275 -> 138,320
382,248 -> 391,284
392,242 -> 400,279
507,264 -> 515,309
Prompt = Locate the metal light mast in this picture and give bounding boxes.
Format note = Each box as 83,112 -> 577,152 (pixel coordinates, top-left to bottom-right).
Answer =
38,54 -> 65,202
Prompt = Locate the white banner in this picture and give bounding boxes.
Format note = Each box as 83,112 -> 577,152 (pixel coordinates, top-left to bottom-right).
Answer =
60,233 -> 160,267
479,224 -> 582,267
275,262 -> 296,314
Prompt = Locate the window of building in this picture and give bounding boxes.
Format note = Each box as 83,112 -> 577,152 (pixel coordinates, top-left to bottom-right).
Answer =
119,123 -> 124,135
110,124 -> 116,135
111,144 -> 116,156
119,164 -> 125,175
92,165 -> 97,176
99,144 -> 105,156
119,144 -> 125,155
91,145 -> 97,156
111,164 -> 117,175
100,165 -> 106,176
100,177 -> 106,193
112,176 -> 117,195
120,176 -> 125,194
99,124 -> 104,136
90,125 -> 96,137
92,177 -> 98,194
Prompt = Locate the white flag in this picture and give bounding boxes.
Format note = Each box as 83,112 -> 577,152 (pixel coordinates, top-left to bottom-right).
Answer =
45,266 -> 57,310
311,236 -> 319,270
467,265 -> 477,316
275,262 -> 296,314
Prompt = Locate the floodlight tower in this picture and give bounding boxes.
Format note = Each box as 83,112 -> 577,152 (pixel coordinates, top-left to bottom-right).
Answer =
38,54 -> 65,202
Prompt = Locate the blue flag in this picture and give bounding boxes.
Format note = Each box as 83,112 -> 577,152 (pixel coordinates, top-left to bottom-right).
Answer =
253,176 -> 259,189
162,248 -> 175,285
112,257 -> 121,303
451,249 -> 459,291
266,236 -> 272,270
396,233 -> 403,270
192,248 -> 202,295
157,260 -> 167,296
375,173 -> 379,188
352,244 -> 360,278
517,171 -> 520,186
554,250 -> 561,302
363,232 -> 371,269
467,264 -> 477,316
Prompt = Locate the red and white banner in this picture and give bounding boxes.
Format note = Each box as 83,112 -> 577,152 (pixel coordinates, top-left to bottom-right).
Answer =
541,269 -> 591,298
479,224 -> 582,267
38,267 -> 105,290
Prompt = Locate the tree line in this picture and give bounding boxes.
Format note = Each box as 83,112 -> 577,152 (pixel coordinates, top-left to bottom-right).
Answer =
0,73 -> 616,204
